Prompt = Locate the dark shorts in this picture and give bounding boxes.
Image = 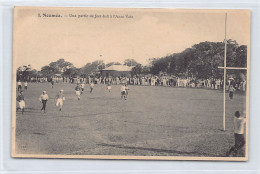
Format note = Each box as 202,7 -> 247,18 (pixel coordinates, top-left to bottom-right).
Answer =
234,133 -> 245,147
229,91 -> 234,98
42,99 -> 48,104
121,91 -> 126,95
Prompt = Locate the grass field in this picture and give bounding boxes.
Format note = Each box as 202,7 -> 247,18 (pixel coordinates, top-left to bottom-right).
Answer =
15,83 -> 246,157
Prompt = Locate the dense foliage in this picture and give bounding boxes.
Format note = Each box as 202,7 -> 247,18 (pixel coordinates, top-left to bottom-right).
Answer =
17,40 -> 247,81
150,40 -> 247,79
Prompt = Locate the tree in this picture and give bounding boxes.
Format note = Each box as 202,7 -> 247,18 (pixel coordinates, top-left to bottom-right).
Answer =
16,65 -> 34,81
106,62 -> 121,67
123,59 -> 139,66
49,58 -> 73,73
228,45 -> 247,78
142,66 -> 150,74
131,64 -> 143,75
148,40 -> 246,80
150,58 -> 169,75
63,67 -> 81,78
40,65 -> 58,79
40,58 -> 74,79
189,41 -> 224,79
81,60 -> 105,76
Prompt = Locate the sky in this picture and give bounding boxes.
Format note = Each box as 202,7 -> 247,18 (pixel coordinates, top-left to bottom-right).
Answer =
13,7 -> 250,70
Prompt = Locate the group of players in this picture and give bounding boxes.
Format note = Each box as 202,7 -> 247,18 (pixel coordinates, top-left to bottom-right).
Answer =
16,80 -> 245,157
16,80 -> 130,114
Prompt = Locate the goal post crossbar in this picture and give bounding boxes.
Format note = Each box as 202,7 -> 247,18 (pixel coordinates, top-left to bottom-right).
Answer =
218,13 -> 247,131
218,67 -> 247,70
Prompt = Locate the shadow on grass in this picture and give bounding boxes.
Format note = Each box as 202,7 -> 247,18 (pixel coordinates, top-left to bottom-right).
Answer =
58,111 -> 137,118
97,143 -> 217,157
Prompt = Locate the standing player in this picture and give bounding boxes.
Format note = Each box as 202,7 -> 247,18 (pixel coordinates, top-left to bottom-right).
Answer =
16,91 -> 25,114
24,81 -> 28,90
56,89 -> 65,111
17,80 -> 22,92
125,84 -> 129,99
107,83 -> 112,93
120,83 -> 126,100
90,81 -> 94,93
75,85 -> 81,100
226,111 -> 246,157
51,80 -> 54,88
39,91 -> 49,113
229,85 -> 235,100
80,82 -> 85,94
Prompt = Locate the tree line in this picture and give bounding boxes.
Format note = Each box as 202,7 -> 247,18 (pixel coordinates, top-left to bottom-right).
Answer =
17,40 -> 247,81
17,58 -> 140,81
149,40 -> 247,79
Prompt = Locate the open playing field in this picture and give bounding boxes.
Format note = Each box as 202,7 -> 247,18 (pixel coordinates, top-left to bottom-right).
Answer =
14,83 -> 246,157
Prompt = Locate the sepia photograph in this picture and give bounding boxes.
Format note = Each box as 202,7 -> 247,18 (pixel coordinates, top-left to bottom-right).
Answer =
12,7 -> 250,160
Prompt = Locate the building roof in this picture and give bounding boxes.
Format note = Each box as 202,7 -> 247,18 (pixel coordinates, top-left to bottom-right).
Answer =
102,65 -> 134,71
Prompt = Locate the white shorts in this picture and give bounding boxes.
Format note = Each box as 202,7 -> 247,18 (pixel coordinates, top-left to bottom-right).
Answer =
56,98 -> 63,107
76,91 -> 80,96
18,100 -> 25,109
107,86 -> 111,90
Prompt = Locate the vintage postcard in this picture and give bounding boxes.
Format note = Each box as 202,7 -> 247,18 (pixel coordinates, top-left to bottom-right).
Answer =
12,7 -> 250,160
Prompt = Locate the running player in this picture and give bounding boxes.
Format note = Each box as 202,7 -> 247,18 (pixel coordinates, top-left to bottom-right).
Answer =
16,91 -> 25,114
24,81 -> 28,90
80,82 -> 85,94
226,111 -> 246,157
56,89 -> 65,111
125,84 -> 129,99
17,80 -> 22,92
120,83 -> 126,100
75,85 -> 81,100
107,83 -> 112,93
39,91 -> 49,113
90,81 -> 94,93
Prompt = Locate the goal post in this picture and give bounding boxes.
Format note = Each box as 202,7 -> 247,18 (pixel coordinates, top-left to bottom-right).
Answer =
218,13 -> 247,131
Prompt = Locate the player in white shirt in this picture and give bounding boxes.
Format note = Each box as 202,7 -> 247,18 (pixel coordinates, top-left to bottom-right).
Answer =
80,83 -> 85,94
226,111 -> 246,157
17,80 -> 22,91
75,85 -> 81,100
90,82 -> 94,93
121,84 -> 126,100
39,91 -> 49,113
56,89 -> 65,111
107,83 -> 112,93
24,81 -> 28,90
125,84 -> 129,99
16,91 -> 25,114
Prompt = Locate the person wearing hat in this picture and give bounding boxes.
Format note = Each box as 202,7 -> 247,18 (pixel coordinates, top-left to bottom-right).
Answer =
16,90 -> 25,114
56,89 -> 65,111
39,91 -> 49,113
226,111 -> 246,157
